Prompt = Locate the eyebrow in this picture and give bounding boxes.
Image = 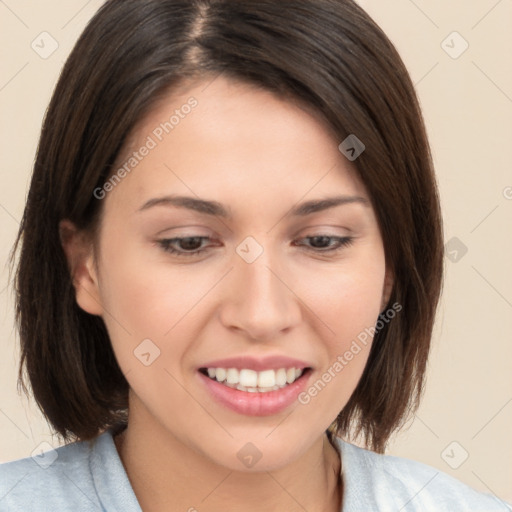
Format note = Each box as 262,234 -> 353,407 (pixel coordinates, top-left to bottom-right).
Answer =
137,194 -> 369,218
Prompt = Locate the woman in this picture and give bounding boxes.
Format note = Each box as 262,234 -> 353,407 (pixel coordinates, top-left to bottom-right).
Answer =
1,0 -> 509,510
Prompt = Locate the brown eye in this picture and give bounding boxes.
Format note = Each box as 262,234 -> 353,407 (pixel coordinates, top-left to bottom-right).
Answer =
295,235 -> 354,253
158,236 -> 211,257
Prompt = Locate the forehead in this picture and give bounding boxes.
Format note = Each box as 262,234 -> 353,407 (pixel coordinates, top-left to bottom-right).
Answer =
105,76 -> 369,217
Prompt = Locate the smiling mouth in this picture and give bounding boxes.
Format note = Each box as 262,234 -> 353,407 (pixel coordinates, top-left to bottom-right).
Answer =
198,367 -> 312,393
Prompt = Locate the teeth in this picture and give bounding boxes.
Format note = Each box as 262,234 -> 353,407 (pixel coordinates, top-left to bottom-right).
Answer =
275,368 -> 287,386
239,369 -> 258,387
226,368 -> 239,384
215,368 -> 226,382
206,367 -> 306,392
258,369 -> 275,387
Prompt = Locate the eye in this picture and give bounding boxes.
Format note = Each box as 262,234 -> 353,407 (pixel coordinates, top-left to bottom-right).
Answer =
157,234 -> 354,259
157,236 -> 212,257
294,235 -> 354,253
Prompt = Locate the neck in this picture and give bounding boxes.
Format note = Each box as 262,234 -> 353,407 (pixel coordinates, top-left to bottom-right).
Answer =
114,402 -> 342,512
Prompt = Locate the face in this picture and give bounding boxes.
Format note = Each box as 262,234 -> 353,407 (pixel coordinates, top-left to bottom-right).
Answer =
67,76 -> 393,471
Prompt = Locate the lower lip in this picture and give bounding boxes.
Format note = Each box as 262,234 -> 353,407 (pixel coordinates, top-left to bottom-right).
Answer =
198,369 -> 311,416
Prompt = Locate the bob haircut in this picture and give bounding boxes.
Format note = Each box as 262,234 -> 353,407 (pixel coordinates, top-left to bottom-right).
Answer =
10,0 -> 443,454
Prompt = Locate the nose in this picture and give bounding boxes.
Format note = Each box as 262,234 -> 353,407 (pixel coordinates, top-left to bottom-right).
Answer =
219,245 -> 302,341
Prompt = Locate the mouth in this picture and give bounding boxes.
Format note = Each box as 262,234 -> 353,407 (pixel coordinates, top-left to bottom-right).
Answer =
198,366 -> 312,393
196,355 -> 314,416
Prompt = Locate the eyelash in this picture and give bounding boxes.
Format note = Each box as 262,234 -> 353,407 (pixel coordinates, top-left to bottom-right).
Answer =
156,235 -> 354,258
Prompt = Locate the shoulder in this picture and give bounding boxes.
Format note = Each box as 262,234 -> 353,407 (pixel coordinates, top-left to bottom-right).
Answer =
0,432 -> 108,511
336,438 -> 511,511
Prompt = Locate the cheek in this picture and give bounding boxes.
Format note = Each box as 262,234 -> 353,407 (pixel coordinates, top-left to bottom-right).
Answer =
294,251 -> 386,411
95,251 -> 200,422
94,233 -> 197,376
298,249 -> 386,344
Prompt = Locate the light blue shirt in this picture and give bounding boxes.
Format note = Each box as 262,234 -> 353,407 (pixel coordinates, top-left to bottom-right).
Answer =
0,428 -> 510,511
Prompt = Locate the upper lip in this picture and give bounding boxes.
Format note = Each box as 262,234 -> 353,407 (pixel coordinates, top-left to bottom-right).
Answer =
199,355 -> 312,372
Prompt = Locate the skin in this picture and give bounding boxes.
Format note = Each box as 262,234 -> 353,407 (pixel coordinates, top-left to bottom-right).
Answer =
60,75 -> 393,512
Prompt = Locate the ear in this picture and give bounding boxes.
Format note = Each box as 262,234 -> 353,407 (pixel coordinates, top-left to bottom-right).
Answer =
59,219 -> 103,316
380,265 -> 394,312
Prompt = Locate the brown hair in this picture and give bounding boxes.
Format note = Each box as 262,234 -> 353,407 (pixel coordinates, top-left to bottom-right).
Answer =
9,0 -> 443,453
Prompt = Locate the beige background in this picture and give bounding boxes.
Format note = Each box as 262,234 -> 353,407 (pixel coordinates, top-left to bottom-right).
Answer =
1,0 -> 511,504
